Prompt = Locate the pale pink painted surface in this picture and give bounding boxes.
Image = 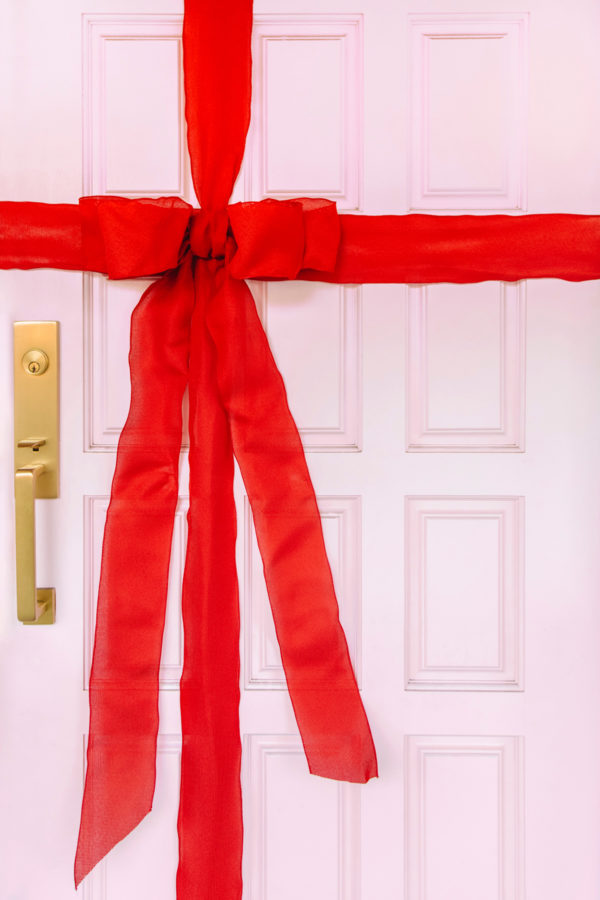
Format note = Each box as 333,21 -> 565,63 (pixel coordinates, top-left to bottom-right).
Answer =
1,2 -> 600,899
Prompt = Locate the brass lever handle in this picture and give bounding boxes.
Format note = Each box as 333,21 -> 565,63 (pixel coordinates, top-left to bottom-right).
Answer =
17,437 -> 47,450
14,322 -> 59,626
14,462 -> 56,624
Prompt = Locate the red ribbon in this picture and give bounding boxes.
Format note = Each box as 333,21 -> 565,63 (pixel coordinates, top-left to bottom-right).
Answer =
71,2 -> 378,893
3,1 -> 600,896
5,196 -> 600,283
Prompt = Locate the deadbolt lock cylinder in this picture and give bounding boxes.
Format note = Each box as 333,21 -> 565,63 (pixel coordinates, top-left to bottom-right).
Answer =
22,348 -> 49,376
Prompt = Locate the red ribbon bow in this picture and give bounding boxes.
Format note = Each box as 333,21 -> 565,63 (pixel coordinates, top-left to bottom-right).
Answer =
79,194 -> 342,280
71,4 -> 377,895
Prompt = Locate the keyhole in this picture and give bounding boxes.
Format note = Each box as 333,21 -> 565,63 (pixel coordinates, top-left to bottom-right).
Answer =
28,361 -> 40,374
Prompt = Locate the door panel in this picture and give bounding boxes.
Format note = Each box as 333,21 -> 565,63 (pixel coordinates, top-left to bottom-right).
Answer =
1,2 -> 600,899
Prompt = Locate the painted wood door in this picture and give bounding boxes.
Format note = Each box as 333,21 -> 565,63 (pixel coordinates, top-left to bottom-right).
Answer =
1,1 -> 600,898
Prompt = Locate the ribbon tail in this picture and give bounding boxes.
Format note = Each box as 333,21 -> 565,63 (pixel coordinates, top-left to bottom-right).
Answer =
205,269 -> 378,783
74,260 -> 194,887
176,261 -> 243,898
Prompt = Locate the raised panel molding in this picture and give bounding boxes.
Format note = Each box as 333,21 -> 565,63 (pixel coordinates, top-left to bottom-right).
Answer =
405,496 -> 524,690
85,273 -> 148,451
85,13 -> 363,207
409,13 -> 528,211
405,735 -> 525,900
252,281 -> 361,451
85,275 -> 359,452
245,15 -> 363,209
83,274 -> 191,452
244,496 -> 362,689
83,14 -> 192,199
243,734 -> 361,900
84,496 -> 186,690
406,281 -> 526,451
82,734 -> 181,900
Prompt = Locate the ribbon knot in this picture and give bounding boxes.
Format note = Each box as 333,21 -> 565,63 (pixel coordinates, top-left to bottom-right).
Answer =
189,207 -> 229,260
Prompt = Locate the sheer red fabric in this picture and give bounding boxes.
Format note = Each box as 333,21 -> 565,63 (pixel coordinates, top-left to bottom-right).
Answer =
2,0 -> 600,897
72,0 -> 378,892
4,198 -> 600,284
74,258 -> 195,885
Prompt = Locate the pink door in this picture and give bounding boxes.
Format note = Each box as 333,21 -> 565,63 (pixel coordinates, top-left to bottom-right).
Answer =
1,2 -> 600,898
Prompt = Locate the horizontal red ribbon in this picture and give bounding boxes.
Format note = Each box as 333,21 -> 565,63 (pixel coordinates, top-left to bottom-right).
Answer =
3,197 -> 600,283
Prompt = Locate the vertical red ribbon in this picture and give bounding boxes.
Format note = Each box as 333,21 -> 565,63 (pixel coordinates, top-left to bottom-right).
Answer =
176,262 -> 244,897
177,2 -> 251,895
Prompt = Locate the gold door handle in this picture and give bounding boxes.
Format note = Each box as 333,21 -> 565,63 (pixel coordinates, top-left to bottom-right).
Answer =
14,322 -> 59,626
15,460 -> 56,624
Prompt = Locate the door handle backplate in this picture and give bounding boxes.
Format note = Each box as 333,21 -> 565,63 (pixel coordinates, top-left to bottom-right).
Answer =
14,321 -> 59,624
